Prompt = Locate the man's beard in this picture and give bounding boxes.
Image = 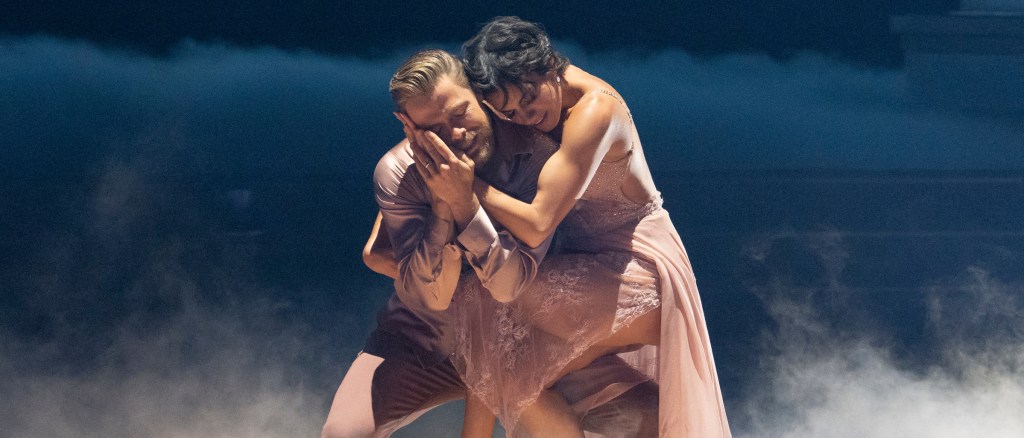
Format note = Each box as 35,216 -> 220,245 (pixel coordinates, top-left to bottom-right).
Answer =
472,138 -> 494,168
469,125 -> 495,168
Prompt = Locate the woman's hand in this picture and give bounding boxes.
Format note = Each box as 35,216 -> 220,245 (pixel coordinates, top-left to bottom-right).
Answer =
462,392 -> 497,438
362,212 -> 399,279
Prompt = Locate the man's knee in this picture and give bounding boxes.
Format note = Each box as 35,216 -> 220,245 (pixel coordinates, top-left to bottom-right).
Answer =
321,416 -> 374,438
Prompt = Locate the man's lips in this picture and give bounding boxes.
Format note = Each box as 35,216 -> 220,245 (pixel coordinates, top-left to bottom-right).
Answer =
463,134 -> 479,157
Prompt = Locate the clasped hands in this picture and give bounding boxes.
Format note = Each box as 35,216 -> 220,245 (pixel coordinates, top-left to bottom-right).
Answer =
395,112 -> 480,228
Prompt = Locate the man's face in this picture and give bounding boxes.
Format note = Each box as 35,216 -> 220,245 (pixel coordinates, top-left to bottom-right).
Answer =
402,75 -> 495,167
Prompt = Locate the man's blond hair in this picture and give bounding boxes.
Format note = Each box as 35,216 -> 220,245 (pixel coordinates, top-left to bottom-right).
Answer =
389,49 -> 469,111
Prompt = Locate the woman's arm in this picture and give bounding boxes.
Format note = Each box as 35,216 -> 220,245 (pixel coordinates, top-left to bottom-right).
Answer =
475,94 -> 630,248
461,392 -> 497,438
362,211 -> 399,279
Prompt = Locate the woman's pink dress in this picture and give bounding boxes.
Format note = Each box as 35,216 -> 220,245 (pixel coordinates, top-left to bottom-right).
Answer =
448,91 -> 731,437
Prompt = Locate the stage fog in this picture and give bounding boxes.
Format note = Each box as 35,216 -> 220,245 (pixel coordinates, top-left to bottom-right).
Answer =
2,30 -> 1022,436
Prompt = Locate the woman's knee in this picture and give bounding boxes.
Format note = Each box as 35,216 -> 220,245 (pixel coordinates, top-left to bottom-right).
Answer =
600,306 -> 661,347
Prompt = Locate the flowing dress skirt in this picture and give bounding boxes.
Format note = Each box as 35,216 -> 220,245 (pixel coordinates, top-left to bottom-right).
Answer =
448,205 -> 731,437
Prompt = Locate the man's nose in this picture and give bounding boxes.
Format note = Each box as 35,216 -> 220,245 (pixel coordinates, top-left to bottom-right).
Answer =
451,127 -> 467,144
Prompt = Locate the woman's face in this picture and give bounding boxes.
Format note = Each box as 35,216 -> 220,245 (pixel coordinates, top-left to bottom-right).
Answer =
483,72 -> 561,133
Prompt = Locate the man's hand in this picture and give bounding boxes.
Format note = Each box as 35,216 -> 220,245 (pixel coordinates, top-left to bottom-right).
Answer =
412,131 -> 476,203
431,197 -> 454,223
395,112 -> 479,229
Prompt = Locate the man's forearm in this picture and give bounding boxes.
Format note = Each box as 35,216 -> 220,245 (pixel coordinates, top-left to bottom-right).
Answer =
389,211 -> 462,311
375,144 -> 464,311
449,194 -> 481,233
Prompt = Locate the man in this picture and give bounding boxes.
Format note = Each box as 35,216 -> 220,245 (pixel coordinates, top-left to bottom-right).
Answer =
321,50 -> 657,437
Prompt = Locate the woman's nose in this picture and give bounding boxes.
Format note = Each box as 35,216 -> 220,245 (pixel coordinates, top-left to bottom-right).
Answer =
514,110 -> 532,125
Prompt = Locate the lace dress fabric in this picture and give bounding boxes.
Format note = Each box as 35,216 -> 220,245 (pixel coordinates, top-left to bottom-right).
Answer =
448,90 -> 731,437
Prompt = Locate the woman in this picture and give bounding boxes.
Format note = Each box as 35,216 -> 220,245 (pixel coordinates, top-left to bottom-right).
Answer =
432,16 -> 732,436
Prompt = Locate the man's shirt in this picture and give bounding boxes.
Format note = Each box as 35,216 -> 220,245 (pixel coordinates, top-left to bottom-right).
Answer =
369,118 -> 557,367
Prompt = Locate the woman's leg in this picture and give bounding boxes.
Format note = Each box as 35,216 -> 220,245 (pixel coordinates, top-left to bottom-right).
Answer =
519,308 -> 660,438
597,304 -> 661,348
552,306 -> 662,393
519,388 -> 585,438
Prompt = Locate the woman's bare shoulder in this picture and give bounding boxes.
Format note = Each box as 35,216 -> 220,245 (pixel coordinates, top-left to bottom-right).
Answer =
566,88 -> 630,132
564,92 -> 614,135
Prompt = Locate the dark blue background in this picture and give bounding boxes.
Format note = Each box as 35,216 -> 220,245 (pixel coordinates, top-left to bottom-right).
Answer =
2,2 -> 1023,436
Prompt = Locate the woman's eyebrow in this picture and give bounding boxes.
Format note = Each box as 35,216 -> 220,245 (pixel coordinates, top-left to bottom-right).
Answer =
494,86 -> 513,110
518,82 -> 535,100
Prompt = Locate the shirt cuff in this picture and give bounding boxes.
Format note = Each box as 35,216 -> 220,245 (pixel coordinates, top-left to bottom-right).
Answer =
457,206 -> 499,259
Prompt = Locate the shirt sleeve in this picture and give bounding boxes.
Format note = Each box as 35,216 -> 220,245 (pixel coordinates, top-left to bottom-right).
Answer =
456,192 -> 552,302
374,146 -> 463,310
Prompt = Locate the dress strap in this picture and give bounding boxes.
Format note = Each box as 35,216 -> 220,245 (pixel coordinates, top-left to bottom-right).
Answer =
583,88 -> 636,161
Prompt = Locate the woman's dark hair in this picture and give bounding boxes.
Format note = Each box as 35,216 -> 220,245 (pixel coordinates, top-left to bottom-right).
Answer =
461,16 -> 570,98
